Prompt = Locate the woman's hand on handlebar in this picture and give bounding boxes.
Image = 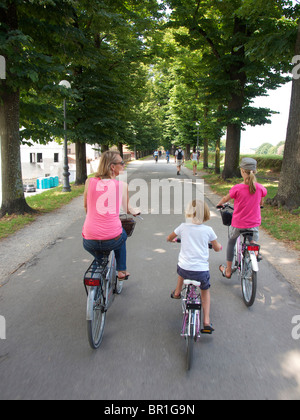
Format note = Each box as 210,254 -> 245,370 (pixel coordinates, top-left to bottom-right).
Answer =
128,206 -> 141,217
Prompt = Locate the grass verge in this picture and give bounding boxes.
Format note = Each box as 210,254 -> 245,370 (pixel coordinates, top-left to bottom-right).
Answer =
0,184 -> 85,240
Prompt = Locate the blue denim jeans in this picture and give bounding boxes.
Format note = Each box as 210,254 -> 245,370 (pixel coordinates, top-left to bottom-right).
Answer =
83,229 -> 127,271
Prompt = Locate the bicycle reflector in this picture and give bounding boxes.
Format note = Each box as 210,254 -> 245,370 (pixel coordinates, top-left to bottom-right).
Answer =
247,245 -> 260,252
84,278 -> 101,287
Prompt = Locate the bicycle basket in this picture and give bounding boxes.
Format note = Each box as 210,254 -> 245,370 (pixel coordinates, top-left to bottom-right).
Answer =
120,216 -> 136,237
220,208 -> 233,226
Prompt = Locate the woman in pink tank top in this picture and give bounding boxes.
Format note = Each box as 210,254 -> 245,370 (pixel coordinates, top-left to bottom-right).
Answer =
82,151 -> 138,280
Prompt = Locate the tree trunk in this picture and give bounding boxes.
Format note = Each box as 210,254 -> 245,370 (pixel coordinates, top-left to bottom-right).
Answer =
101,144 -> 109,152
203,137 -> 209,169
118,142 -> 123,158
267,22 -> 300,211
223,117 -> 242,179
0,2 -> 32,216
0,89 -> 32,216
75,142 -> 87,185
222,18 -> 247,180
185,144 -> 190,159
215,136 -> 221,174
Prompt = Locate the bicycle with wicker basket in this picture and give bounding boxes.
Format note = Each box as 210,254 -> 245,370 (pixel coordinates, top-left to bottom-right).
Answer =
83,214 -> 140,349
217,204 -> 261,307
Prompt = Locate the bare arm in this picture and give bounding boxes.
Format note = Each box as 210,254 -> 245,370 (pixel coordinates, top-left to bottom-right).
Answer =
211,239 -> 222,252
122,182 -> 140,216
167,232 -> 177,242
216,193 -> 232,207
84,178 -> 91,213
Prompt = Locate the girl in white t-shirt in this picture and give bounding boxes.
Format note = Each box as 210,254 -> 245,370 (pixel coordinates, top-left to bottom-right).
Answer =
167,200 -> 222,333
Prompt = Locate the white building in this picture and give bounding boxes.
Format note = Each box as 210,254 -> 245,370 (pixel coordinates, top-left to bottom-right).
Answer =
20,141 -> 101,185
21,141 -> 65,183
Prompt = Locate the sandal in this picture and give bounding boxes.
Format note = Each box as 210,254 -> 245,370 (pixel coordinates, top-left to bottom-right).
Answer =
118,272 -> 130,281
219,265 -> 232,279
171,290 -> 181,300
201,324 -> 215,335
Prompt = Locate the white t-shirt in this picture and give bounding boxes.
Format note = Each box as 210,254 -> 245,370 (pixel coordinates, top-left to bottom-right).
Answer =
174,223 -> 217,272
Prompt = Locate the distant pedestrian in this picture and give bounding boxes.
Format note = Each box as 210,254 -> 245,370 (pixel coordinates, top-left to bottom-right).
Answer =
191,147 -> 199,176
175,147 -> 184,175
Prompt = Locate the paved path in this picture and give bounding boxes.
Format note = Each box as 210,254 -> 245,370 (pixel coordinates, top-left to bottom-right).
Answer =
0,158 -> 299,400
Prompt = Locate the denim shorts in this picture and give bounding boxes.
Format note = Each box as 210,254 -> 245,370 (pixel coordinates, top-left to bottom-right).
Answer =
177,265 -> 211,290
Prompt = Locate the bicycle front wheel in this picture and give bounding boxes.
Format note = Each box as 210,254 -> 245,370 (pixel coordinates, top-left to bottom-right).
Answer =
186,310 -> 196,371
87,286 -> 106,349
186,335 -> 194,371
241,252 -> 257,307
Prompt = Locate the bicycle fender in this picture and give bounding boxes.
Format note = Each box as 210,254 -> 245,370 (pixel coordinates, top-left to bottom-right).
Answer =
250,251 -> 259,272
86,287 -> 96,321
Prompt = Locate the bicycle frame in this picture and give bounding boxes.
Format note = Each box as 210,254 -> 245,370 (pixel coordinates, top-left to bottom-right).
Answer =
181,283 -> 202,341
84,251 -> 117,314
234,234 -> 260,275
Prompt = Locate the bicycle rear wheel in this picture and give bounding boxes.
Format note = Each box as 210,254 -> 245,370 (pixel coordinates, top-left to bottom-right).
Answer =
241,252 -> 257,307
87,286 -> 106,349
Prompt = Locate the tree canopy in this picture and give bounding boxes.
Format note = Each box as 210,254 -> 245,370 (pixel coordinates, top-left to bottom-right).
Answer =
1,0 -> 300,214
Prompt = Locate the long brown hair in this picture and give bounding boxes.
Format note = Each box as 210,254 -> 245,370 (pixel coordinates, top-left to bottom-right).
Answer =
95,151 -> 121,179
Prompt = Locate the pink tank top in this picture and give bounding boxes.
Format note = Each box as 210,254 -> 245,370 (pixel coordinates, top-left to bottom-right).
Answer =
82,178 -> 123,240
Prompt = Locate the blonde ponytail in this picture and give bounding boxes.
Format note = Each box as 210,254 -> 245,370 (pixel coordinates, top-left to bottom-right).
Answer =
244,170 -> 257,194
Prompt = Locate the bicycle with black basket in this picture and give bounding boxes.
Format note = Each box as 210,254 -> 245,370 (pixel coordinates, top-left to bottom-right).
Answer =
83,215 -> 139,349
217,204 -> 261,307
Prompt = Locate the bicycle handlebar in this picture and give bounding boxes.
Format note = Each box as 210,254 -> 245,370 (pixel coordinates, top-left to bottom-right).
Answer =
175,238 -> 212,249
217,203 -> 264,210
216,203 -> 234,211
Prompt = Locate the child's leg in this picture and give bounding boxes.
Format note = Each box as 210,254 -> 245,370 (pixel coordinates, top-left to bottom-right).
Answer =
201,289 -> 211,326
174,275 -> 184,297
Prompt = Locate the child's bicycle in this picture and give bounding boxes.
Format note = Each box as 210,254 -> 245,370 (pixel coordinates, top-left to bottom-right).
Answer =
175,240 -> 213,371
217,204 -> 261,307
181,280 -> 203,371
83,215 -> 141,349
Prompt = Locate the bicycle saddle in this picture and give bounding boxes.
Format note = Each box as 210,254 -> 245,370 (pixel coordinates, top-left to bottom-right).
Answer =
101,251 -> 111,256
239,230 -> 254,237
184,280 -> 201,287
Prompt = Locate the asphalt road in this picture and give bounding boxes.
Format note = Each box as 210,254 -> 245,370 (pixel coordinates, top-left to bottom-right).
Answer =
0,158 -> 299,400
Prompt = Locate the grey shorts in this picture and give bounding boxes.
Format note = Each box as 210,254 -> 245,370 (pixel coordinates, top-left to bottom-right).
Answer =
230,226 -> 259,242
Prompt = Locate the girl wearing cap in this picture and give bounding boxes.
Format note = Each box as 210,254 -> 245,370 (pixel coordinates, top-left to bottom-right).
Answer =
217,158 -> 267,279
